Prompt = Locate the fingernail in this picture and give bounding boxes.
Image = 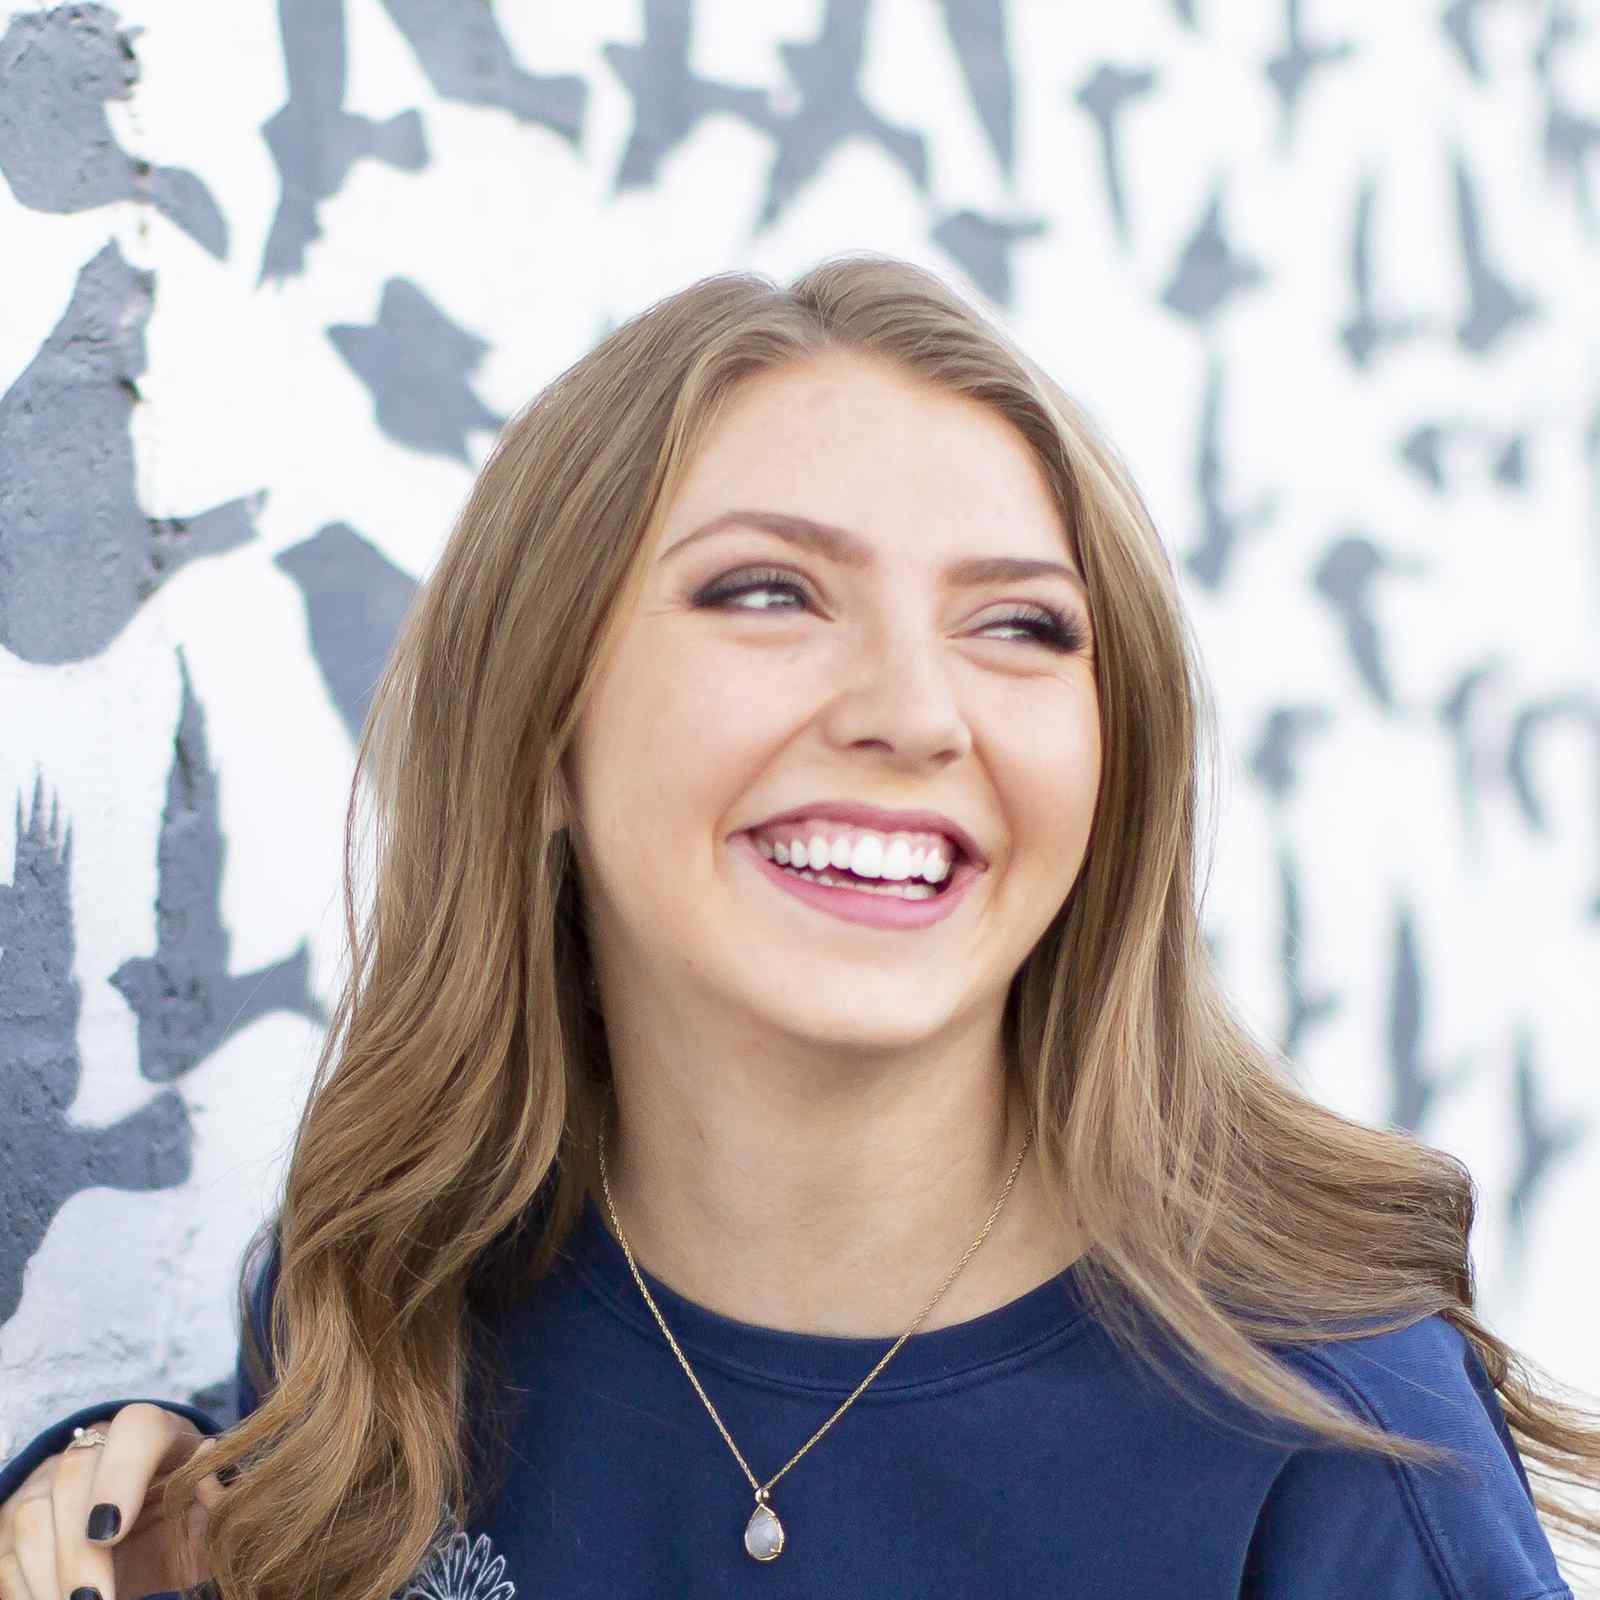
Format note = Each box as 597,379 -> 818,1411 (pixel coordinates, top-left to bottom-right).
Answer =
86,1500 -> 121,1540
69,1589 -> 103,1600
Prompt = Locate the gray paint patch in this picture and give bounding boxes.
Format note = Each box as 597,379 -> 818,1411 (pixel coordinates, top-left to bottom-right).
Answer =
0,774 -> 192,1325
1400,421 -> 1529,491
1506,1026 -> 1589,1249
1181,358 -> 1279,591
1311,534 -> 1429,710
1339,177 -> 1438,369
1384,902 -> 1474,1135
0,5 -> 226,257
1506,691 -> 1600,917
605,0 -> 930,234
107,650 -> 328,1084
274,522 -> 419,741
1264,0 -> 1357,143
1160,183 -> 1268,324
326,278 -> 506,463
766,0 -> 929,232
1074,62 -> 1158,248
1274,847 -> 1339,1061
929,208 -> 1047,307
1248,705 -> 1333,803
932,0 -> 1013,179
1441,0 -> 1497,81
380,0 -> 585,143
260,0 -> 428,284
1534,6 -> 1600,236
1450,150 -> 1540,354
604,0 -> 779,194
0,240 -> 262,664
1436,656 -> 1506,846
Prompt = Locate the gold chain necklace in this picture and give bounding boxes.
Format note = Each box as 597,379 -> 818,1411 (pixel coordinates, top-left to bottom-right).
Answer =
595,1104 -> 1035,1562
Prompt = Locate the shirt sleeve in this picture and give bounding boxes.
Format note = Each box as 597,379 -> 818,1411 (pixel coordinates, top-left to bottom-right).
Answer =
0,1232 -> 282,1511
1242,1312 -> 1575,1598
233,1228 -> 281,1421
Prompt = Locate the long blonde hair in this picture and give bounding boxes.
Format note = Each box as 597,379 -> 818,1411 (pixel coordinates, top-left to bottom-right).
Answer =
162,254 -> 1600,1599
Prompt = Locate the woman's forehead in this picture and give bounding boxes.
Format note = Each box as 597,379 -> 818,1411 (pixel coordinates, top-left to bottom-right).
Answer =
663,361 -> 1071,562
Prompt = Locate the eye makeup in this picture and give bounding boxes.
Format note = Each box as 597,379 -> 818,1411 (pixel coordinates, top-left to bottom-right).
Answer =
691,565 -> 1090,655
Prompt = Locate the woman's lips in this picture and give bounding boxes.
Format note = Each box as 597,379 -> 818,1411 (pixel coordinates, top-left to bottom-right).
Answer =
731,831 -> 983,931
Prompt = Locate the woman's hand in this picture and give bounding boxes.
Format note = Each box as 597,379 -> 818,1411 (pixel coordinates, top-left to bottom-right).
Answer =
0,1403 -> 227,1599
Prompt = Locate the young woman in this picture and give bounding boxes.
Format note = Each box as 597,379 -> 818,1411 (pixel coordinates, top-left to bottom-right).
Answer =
0,254 -> 1594,1600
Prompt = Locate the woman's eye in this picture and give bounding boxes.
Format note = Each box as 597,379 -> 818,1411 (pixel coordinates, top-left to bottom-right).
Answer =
980,607 -> 1089,654
692,568 -> 1088,655
694,567 -> 811,614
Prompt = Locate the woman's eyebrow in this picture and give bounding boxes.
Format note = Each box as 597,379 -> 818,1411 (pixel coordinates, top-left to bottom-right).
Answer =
660,509 -> 1087,596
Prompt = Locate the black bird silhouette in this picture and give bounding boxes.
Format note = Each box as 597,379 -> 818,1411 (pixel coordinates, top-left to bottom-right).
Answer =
1264,0 -> 1357,148
1073,62 -> 1159,248
1436,655 -> 1508,847
274,523 -> 420,741
327,279 -> 507,465
0,775 -> 192,1326
259,0 -> 428,284
1399,420 -> 1528,492
1182,357 -> 1281,590
0,241 -> 262,665
1451,148 -> 1540,354
1338,175 -> 1437,369
379,0 -> 585,143
1504,1024 -> 1588,1253
1248,705 -> 1334,803
1383,902 -> 1475,1136
1506,690 -> 1600,917
107,650 -> 328,1085
930,209 -> 1048,307
0,5 -> 226,256
1274,846 -> 1340,1064
932,0 -> 1014,180
1160,181 -> 1268,325
1311,535 -> 1429,710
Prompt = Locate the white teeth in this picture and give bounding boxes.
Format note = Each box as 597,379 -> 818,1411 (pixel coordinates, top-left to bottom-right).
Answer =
880,838 -> 912,880
752,827 -> 955,883
776,865 -> 939,900
848,834 -> 884,879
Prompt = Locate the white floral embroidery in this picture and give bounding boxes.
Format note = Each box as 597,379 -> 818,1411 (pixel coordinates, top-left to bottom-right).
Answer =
399,1526 -> 516,1600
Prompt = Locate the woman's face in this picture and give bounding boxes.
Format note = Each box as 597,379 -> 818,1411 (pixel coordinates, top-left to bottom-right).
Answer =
565,351 -> 1101,1058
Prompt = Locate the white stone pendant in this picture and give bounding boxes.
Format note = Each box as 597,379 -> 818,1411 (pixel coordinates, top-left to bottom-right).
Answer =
744,1497 -> 786,1561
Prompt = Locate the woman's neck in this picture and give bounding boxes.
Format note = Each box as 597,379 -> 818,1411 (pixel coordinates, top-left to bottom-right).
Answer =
592,1060 -> 1085,1338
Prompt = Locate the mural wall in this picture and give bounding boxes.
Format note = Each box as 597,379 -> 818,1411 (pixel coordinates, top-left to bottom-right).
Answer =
2,0 -> 1597,1556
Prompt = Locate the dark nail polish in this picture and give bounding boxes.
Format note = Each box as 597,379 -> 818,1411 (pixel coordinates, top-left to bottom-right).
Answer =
69,1588 -> 103,1600
86,1500 -> 121,1540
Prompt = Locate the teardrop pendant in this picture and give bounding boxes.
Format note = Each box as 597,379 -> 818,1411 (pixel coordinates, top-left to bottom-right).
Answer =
744,1494 -> 786,1561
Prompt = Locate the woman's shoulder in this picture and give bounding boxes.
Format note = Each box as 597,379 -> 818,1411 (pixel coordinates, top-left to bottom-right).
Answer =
1243,1311 -> 1573,1598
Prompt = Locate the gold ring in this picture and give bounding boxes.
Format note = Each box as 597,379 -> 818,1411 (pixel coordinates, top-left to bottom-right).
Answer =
65,1426 -> 111,1451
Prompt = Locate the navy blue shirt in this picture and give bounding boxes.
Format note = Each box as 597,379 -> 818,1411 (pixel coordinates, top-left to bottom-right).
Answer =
2,1192 -> 1575,1597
